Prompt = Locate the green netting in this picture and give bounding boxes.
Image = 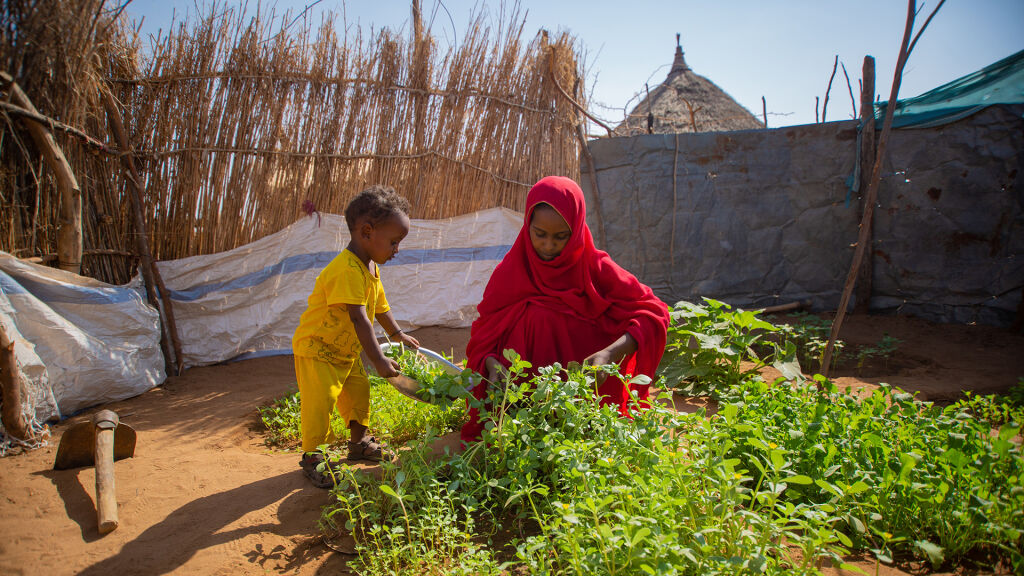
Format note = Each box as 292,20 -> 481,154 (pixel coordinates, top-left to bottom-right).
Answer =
876,48 -> 1024,128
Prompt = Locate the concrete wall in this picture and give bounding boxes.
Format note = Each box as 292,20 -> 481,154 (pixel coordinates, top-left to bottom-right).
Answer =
582,105 -> 1024,327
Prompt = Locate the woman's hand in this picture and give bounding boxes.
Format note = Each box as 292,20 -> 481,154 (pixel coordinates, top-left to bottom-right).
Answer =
396,331 -> 420,349
583,334 -> 638,385
484,356 -> 507,388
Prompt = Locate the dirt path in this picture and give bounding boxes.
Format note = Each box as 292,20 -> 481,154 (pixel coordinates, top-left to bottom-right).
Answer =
0,320 -> 1021,575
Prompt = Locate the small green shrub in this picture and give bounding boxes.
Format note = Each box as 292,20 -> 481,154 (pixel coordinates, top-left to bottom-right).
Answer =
777,311 -> 845,373
657,298 -> 801,395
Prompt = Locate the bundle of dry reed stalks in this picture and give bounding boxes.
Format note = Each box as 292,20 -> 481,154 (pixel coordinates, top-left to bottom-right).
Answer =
1,1 -> 585,283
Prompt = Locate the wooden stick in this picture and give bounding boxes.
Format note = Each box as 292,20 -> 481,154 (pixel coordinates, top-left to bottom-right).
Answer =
854,55 -> 877,315
0,324 -> 31,441
822,55 -> 838,123
576,124 -> 606,249
821,0 -> 920,377
101,90 -> 183,376
761,300 -> 812,314
0,101 -> 115,154
548,53 -> 613,137
93,410 -> 119,534
26,249 -> 136,264
1,72 -> 83,274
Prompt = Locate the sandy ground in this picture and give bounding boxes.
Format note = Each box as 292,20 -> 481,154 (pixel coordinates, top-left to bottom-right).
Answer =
0,317 -> 1022,575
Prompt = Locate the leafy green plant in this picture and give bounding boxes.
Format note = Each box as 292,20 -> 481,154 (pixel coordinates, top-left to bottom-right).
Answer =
777,311 -> 845,373
658,298 -> 801,395
327,356 -> 864,575
855,334 -> 901,374
715,377 -> 1024,571
950,378 -> 1024,428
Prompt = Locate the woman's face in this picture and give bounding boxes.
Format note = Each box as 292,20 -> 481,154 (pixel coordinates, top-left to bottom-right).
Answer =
529,203 -> 571,261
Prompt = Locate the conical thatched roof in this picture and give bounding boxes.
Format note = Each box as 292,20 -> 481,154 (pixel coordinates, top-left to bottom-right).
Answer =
615,36 -> 764,136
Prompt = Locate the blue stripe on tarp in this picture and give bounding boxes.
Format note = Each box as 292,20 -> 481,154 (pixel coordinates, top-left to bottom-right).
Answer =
167,245 -> 512,302
167,251 -> 339,302
385,245 -> 511,266
0,269 -> 142,305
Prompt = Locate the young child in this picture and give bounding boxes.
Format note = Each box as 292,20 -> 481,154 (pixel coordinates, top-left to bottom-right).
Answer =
292,184 -> 420,488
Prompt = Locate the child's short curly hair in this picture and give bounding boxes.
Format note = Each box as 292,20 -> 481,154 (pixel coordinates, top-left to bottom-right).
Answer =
344,185 -> 411,231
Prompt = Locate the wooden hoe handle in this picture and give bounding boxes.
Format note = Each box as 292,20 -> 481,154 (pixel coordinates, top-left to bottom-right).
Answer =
93,410 -> 119,534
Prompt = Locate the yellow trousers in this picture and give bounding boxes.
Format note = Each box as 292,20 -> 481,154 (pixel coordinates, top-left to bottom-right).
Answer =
294,355 -> 370,452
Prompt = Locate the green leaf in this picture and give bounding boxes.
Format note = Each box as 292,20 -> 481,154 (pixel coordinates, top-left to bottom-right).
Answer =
846,480 -> 870,495
379,485 -> 399,499
786,474 -> 814,485
914,540 -> 944,569
631,527 -> 652,546
815,479 -> 840,497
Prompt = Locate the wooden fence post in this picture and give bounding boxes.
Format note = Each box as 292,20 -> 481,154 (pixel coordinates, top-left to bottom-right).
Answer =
101,90 -> 184,376
854,56 -> 877,314
0,324 -> 31,441
1,73 -> 82,274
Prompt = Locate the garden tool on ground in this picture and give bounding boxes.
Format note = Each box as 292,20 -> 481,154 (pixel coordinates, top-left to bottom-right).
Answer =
53,409 -> 136,534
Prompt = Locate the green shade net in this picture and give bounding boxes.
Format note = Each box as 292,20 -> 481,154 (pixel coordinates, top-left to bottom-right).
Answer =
875,48 -> 1024,128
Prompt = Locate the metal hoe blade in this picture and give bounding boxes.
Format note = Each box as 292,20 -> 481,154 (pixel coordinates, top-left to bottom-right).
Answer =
53,416 -> 136,470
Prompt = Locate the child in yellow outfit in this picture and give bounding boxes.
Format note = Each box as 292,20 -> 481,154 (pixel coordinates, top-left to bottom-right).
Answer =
292,185 -> 420,488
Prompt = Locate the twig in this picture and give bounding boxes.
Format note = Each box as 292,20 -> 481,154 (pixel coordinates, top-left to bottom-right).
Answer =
547,52 -> 613,136
0,101 -> 116,154
842,62 -> 856,119
822,55 -> 838,123
907,0 -> 948,58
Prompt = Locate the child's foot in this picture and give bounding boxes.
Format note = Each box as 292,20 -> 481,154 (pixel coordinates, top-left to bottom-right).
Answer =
300,451 -> 341,488
347,435 -> 389,462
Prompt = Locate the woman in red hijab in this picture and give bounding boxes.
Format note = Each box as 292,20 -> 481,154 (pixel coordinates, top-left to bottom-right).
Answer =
461,176 -> 670,442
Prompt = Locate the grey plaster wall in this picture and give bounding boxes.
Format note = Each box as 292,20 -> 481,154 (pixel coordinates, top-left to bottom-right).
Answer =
582,105 -> 1024,327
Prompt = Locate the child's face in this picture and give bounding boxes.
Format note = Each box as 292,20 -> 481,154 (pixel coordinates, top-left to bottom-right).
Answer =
529,203 -> 571,261
363,212 -> 411,265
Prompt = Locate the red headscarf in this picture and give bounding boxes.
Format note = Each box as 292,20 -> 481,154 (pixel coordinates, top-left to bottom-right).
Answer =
466,176 -> 669,379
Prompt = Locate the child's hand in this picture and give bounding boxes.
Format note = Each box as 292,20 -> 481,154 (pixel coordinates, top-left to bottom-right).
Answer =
375,357 -> 401,379
396,331 -> 420,349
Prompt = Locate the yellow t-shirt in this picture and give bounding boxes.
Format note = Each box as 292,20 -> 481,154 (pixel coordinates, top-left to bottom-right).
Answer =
292,249 -> 391,364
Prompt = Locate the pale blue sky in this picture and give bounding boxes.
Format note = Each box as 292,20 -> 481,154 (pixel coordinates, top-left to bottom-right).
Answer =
125,0 -> 1024,129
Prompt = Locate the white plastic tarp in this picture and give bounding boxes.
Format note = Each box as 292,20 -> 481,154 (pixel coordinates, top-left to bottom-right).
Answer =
0,253 -> 164,425
157,207 -> 521,368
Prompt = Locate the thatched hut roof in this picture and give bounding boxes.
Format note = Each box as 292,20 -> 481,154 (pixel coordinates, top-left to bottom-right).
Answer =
615,36 -> 764,136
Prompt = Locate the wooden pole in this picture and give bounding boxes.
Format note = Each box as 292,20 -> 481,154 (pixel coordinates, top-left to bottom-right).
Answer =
821,1 -> 918,377
854,55 -> 877,314
576,124 -> 606,249
1,73 -> 82,274
0,324 -> 31,441
101,90 -> 184,375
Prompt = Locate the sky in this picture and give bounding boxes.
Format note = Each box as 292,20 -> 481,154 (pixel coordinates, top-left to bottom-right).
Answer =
123,0 -> 1024,130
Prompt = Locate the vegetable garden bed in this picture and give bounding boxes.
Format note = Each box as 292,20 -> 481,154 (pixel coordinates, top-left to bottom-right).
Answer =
260,302 -> 1024,575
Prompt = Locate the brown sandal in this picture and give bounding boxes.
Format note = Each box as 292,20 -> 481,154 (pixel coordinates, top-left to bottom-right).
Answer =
346,435 -> 387,462
300,451 -> 341,488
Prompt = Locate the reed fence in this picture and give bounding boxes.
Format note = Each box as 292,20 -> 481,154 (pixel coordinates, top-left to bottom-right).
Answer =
1,1 -> 585,284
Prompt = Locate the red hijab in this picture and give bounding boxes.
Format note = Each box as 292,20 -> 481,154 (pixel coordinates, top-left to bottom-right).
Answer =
466,176 -> 669,379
